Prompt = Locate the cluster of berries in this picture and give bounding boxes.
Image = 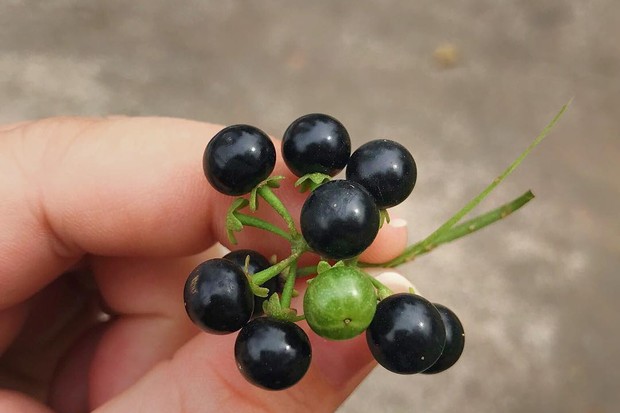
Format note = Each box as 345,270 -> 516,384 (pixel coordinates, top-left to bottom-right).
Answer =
183,113 -> 465,390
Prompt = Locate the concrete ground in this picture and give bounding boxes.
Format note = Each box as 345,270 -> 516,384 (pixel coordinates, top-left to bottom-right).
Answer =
1,1 -> 619,412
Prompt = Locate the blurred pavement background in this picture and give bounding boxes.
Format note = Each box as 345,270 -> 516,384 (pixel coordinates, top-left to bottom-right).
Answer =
1,1 -> 619,412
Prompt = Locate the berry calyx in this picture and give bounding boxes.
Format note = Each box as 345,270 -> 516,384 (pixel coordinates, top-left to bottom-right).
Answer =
183,259 -> 254,334
366,293 -> 446,374
303,265 -> 377,340
235,317 -> 312,390
422,303 -> 465,374
300,180 -> 380,260
346,139 -> 417,209
282,113 -> 351,177
223,249 -> 280,317
203,124 -> 276,196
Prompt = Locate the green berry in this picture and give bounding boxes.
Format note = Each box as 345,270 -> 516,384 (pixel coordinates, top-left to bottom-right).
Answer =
303,266 -> 377,340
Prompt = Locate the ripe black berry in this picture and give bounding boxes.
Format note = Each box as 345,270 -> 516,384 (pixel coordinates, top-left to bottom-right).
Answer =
300,180 -> 380,260
183,259 -> 254,334
346,139 -> 417,209
282,113 -> 351,177
223,249 -> 279,317
235,317 -> 312,390
366,293 -> 446,374
422,303 -> 465,374
203,124 -> 276,196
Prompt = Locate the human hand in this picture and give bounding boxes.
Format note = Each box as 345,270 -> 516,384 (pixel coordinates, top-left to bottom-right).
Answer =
0,117 -> 408,413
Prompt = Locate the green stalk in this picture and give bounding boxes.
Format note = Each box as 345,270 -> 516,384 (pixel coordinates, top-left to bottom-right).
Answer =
421,102 -> 570,248
257,186 -> 299,236
360,189 -> 535,268
252,249 -> 305,286
296,265 -> 317,277
280,260 -> 298,309
235,213 -> 292,241
362,270 -> 393,300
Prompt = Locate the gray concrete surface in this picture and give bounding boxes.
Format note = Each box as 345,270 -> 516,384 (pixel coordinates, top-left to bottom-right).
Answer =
1,1 -> 619,412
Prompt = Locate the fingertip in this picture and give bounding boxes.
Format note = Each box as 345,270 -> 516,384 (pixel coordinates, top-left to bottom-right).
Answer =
359,218 -> 408,263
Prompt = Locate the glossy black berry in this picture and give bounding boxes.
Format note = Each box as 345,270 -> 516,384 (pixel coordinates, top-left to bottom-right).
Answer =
300,180 -> 380,260
282,113 -> 351,177
422,303 -> 465,374
366,293 -> 446,374
183,259 -> 254,334
235,317 -> 312,390
223,249 -> 279,317
203,124 -> 276,196
346,139 -> 417,209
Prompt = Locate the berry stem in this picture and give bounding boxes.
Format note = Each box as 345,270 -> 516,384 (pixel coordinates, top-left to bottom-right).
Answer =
296,266 -> 317,277
360,189 -> 535,268
252,248 -> 306,286
234,213 -> 293,241
361,270 -> 393,300
280,260 -> 298,309
257,186 -> 299,236
420,102 -> 570,248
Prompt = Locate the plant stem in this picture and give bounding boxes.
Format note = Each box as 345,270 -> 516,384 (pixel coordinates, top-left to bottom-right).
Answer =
252,249 -> 305,286
362,270 -> 393,300
360,189 -> 535,268
434,190 -> 534,245
296,266 -> 317,277
420,102 -> 570,248
280,260 -> 298,309
257,186 -> 299,236
235,213 -> 292,241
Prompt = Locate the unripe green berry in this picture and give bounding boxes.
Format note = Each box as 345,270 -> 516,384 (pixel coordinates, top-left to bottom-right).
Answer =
303,266 -> 377,340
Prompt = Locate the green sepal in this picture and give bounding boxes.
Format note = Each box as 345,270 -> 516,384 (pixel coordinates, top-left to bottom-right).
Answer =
262,293 -> 305,322
316,261 -> 332,274
252,284 -> 270,298
243,267 -> 270,298
376,287 -> 393,301
225,198 -> 249,244
316,260 -> 345,275
249,176 -> 285,211
379,209 -> 391,228
294,173 -> 331,193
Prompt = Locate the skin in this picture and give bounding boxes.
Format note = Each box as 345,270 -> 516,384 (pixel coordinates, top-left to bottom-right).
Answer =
0,117 -> 408,413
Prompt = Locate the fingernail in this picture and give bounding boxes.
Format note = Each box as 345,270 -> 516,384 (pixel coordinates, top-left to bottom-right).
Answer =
373,270 -> 419,295
389,218 -> 407,228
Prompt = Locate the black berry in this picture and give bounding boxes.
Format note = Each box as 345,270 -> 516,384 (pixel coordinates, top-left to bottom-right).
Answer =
203,124 -> 276,196
346,139 -> 417,209
422,303 -> 465,374
282,113 -> 351,177
366,293 -> 446,374
300,180 -> 380,260
183,259 -> 254,334
235,317 -> 312,390
223,249 -> 279,317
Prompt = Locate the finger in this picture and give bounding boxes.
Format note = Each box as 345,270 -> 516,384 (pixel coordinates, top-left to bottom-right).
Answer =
48,325 -> 106,413
0,304 -> 29,355
94,275 -> 374,413
94,323 -> 374,413
0,390 -> 54,413
0,117 -> 296,310
85,249 -> 219,408
359,217 -> 408,263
